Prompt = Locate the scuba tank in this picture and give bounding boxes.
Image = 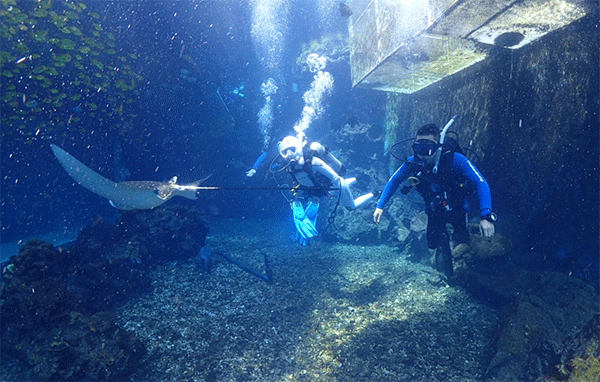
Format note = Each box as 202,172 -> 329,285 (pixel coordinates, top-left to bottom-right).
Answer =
309,142 -> 346,176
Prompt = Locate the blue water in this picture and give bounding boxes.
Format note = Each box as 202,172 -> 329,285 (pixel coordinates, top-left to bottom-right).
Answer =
1,1 -> 598,282
1,2 -> 599,381
1,0 -> 598,280
0,1 -> 378,242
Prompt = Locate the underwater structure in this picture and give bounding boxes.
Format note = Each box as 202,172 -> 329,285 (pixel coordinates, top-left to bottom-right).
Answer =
347,0 -> 593,93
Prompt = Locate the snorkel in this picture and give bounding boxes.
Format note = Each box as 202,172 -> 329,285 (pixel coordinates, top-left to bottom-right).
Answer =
432,115 -> 458,174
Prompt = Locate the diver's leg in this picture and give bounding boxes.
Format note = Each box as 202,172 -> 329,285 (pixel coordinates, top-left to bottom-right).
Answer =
450,211 -> 470,245
292,199 -> 317,246
435,228 -> 453,277
426,213 -> 444,249
428,214 -> 453,277
352,193 -> 374,208
291,199 -> 306,243
339,177 -> 373,209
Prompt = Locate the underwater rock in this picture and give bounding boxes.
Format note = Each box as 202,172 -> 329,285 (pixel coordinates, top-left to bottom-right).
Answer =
487,272 -> 598,381
115,203 -> 209,263
551,313 -> 600,381
330,122 -> 387,197
451,232 -> 514,279
62,204 -> 208,311
0,241 -> 145,381
324,207 -> 382,244
27,310 -> 144,381
409,211 -> 427,232
0,204 -> 206,379
70,203 -> 209,266
1,241 -> 73,336
334,122 -> 383,154
451,230 -> 597,380
470,233 -> 512,259
396,224 -> 410,242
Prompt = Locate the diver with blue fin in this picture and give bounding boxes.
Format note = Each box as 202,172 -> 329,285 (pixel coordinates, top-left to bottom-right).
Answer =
373,117 -> 496,277
277,133 -> 374,245
249,133 -> 374,245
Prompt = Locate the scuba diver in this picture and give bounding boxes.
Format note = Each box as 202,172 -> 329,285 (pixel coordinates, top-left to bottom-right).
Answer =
249,133 -> 374,245
373,119 -> 496,277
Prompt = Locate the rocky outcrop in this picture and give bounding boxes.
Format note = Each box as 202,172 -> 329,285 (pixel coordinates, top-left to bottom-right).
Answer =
0,204 -> 209,380
485,272 -> 598,381
0,240 -> 145,381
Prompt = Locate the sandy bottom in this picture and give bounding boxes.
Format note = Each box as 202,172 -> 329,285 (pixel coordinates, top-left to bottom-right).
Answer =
117,217 -> 499,382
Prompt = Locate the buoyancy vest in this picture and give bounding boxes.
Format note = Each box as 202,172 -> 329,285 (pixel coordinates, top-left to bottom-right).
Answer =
287,142 -> 344,194
409,151 -> 468,215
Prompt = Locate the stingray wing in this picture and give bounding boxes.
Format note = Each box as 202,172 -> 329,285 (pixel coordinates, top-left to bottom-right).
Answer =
51,144 -> 166,210
51,144 -> 119,197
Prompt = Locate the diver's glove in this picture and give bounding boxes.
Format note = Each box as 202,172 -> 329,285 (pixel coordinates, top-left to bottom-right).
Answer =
246,168 -> 256,177
292,201 -> 318,243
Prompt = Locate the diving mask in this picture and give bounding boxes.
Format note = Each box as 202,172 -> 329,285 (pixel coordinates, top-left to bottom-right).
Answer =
278,136 -> 302,162
280,146 -> 300,162
412,139 -> 439,157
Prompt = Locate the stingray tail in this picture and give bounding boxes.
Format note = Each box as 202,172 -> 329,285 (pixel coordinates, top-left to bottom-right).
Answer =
177,174 -> 212,200
178,186 -> 199,200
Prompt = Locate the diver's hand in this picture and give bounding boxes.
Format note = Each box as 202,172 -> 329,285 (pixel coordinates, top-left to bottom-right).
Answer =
373,208 -> 384,224
479,219 -> 495,237
246,169 -> 256,177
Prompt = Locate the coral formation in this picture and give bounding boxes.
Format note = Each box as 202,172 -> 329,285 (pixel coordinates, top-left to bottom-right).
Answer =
296,33 -> 349,72
486,273 -> 598,381
0,204 -> 209,380
0,240 -> 144,380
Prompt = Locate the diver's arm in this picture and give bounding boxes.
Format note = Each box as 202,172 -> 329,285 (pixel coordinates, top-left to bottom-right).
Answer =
253,151 -> 268,169
453,153 -> 495,236
376,164 -> 410,209
246,151 -> 268,177
373,164 -> 409,224
452,153 -> 492,215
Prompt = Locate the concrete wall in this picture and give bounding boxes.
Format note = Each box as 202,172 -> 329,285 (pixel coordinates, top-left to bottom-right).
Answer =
384,14 -> 599,279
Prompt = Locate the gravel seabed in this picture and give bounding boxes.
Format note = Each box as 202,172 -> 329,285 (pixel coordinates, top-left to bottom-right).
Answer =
117,217 -> 499,382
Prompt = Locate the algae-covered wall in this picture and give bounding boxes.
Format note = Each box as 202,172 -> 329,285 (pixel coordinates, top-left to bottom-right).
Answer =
384,15 -> 599,279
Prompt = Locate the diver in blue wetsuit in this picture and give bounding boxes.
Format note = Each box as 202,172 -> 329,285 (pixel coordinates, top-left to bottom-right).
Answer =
373,122 -> 496,274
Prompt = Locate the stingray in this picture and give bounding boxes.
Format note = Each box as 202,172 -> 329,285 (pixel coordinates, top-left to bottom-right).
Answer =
51,144 -> 209,210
